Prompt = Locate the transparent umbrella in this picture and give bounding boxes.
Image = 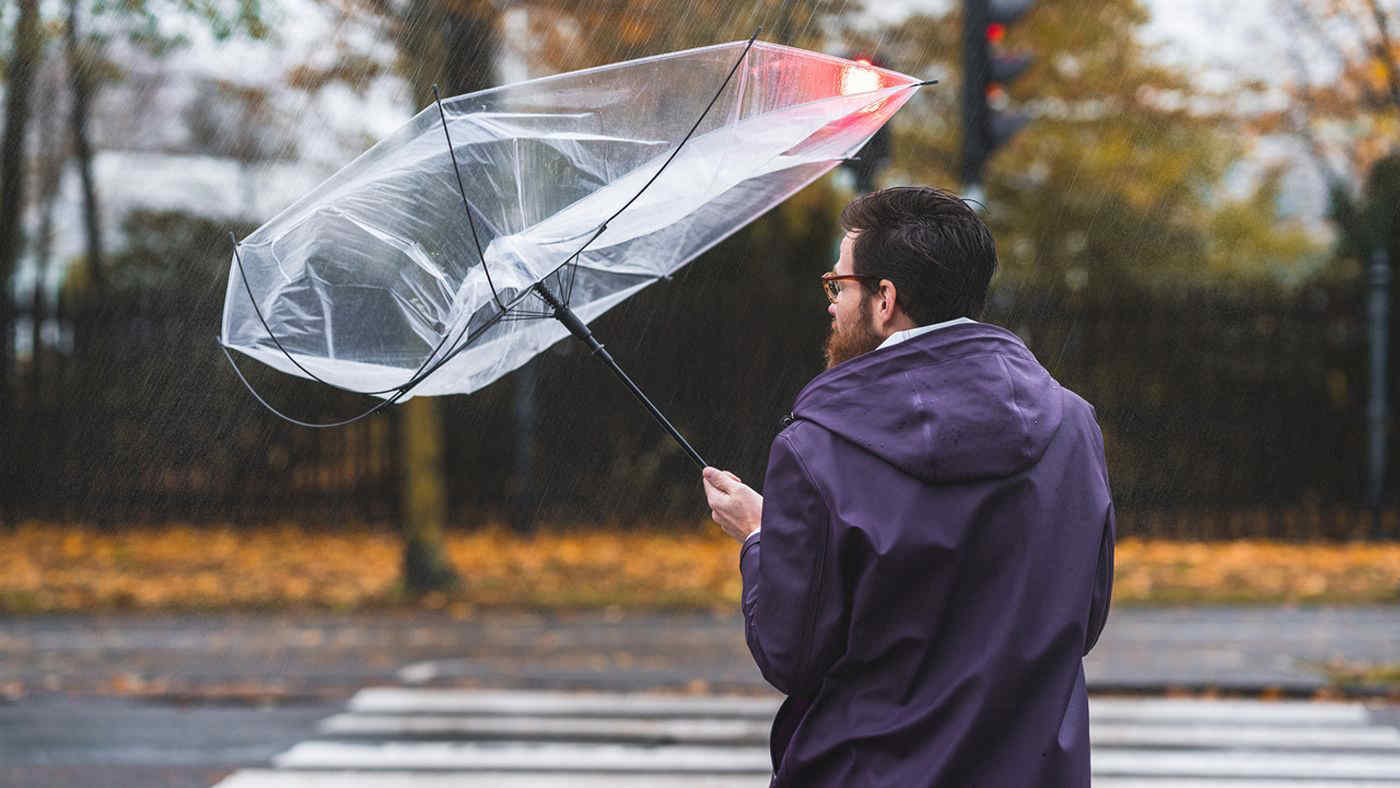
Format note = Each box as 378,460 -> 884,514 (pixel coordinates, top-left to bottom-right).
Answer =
221,35 -> 931,464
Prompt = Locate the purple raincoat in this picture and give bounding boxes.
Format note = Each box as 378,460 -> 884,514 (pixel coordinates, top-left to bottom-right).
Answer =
741,321 -> 1114,787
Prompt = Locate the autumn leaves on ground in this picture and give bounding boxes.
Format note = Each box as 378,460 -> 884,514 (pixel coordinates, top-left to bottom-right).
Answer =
2,523 -> 1398,614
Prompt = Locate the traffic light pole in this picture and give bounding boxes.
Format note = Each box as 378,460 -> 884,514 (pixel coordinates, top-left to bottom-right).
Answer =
1368,248 -> 1391,537
960,0 -> 991,193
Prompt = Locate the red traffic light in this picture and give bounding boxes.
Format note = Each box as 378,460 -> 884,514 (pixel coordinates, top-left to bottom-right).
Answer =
986,23 -> 1006,43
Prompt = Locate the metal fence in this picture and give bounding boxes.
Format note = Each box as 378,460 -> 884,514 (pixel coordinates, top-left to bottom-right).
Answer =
0,280 -> 1389,539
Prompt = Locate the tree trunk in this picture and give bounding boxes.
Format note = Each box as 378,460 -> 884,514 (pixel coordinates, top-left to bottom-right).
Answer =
393,0 -> 499,593
0,0 -> 42,527
398,395 -> 458,592
510,362 -> 537,533
66,0 -> 104,295
27,254 -> 41,406
30,65 -> 64,410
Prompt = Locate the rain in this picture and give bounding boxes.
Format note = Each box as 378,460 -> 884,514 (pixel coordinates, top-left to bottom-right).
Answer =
0,0 -> 1398,786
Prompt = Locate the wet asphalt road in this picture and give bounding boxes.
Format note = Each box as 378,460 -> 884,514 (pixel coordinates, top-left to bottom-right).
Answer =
0,610 -> 754,788
2,607 -> 1396,788
0,696 -> 337,788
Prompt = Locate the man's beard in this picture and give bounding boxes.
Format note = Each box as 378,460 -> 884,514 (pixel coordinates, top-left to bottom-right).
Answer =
824,296 -> 883,369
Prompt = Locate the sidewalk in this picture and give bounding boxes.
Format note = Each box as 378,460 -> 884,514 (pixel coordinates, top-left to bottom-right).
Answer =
1084,606 -> 1399,695
2,606 -> 1396,700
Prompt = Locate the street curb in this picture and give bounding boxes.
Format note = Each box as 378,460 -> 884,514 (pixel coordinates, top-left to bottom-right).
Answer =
1087,680 -> 1400,701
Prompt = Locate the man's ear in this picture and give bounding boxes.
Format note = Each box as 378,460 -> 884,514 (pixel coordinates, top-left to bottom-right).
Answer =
876,279 -> 899,325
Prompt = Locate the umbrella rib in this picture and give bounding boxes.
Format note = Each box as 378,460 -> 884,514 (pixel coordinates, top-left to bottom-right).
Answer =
220,303 -> 514,428
432,83 -> 501,312
219,341 -> 413,428
563,257 -> 580,305
500,311 -> 551,322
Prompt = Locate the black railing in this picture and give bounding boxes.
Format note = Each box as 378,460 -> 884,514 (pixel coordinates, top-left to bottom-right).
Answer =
0,281 -> 1388,540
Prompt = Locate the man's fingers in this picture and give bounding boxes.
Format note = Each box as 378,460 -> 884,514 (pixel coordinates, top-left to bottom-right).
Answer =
702,479 -> 729,509
702,466 -> 735,493
704,489 -> 723,510
704,469 -> 752,539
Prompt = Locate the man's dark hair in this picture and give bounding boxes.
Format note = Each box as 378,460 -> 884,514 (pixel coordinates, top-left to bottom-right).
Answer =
839,186 -> 998,324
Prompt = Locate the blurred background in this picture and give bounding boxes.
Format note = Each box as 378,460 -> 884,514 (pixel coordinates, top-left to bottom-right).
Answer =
0,0 -> 1396,599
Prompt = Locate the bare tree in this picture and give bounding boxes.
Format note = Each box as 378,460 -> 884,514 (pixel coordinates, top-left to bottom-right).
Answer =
65,0 -> 105,295
29,51 -> 70,407
0,0 -> 42,526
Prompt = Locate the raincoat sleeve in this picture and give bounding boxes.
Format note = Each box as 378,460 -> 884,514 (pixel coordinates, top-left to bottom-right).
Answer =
1084,503 -> 1115,655
1084,412 -> 1116,656
739,431 -> 838,697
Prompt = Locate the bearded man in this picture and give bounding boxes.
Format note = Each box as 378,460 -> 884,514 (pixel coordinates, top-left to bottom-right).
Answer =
702,186 -> 1115,787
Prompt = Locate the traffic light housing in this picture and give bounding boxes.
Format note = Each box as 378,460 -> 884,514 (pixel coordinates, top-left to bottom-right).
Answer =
961,0 -> 1034,190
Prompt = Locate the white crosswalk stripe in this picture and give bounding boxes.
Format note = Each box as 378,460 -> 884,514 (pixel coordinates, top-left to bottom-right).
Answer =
214,689 -> 1400,787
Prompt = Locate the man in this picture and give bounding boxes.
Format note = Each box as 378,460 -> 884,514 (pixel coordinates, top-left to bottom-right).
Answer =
702,186 -> 1114,787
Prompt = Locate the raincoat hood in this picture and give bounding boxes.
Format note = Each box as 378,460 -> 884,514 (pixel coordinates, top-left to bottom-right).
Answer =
791,321 -> 1063,483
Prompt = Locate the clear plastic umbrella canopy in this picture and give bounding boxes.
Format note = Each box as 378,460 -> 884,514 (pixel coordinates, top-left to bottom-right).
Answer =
221,40 -> 926,401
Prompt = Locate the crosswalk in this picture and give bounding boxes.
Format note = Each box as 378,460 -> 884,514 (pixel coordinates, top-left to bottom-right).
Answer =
214,689 -> 1400,787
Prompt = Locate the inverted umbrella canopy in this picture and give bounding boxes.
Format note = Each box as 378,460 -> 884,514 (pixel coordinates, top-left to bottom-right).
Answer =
223,39 -> 926,401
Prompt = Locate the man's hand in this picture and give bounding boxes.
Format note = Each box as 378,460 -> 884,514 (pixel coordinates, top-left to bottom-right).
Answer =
702,466 -> 763,543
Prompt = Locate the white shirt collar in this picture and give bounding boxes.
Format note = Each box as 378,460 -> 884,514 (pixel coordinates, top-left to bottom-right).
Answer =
876,317 -> 977,350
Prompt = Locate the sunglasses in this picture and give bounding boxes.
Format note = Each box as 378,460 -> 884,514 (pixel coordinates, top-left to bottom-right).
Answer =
820,272 -> 881,304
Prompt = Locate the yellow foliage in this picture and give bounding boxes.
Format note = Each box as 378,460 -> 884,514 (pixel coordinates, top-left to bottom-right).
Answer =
0,523 -> 1396,613
1112,538 -> 1400,604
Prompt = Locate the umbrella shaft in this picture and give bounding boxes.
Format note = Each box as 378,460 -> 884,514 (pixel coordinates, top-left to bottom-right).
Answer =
533,285 -> 707,469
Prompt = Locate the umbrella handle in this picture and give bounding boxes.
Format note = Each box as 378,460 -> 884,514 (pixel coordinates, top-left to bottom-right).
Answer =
534,284 -> 708,470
